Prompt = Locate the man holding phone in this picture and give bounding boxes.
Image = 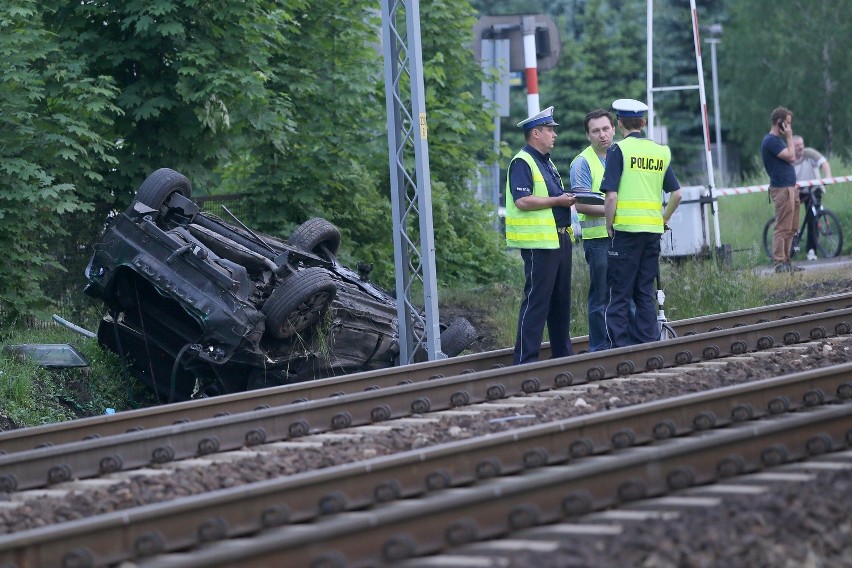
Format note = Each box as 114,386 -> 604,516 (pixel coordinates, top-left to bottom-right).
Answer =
761,106 -> 802,273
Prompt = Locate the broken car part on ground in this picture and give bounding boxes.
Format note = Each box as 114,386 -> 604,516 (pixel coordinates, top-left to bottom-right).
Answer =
84,168 -> 476,402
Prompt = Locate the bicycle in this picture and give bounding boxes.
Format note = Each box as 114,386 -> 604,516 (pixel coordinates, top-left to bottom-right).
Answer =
762,185 -> 844,260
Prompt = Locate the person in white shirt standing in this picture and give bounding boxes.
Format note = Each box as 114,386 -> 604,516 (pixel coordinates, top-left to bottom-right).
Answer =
792,135 -> 832,260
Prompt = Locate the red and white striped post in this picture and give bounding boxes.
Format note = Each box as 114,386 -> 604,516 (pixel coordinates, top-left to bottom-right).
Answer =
689,0 -> 722,250
522,16 -> 540,116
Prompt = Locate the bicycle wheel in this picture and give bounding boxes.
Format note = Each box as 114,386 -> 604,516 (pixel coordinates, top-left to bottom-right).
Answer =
762,216 -> 776,260
815,210 -> 843,258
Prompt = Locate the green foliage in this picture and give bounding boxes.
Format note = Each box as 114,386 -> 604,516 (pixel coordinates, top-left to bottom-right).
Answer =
240,0 -> 515,288
724,0 -> 851,165
17,0 -> 849,320
717,155 -> 852,266
429,181 -> 518,285
0,326 -> 156,428
415,0 -> 517,286
660,259 -> 765,321
4,0 -> 525,318
475,0 -> 852,181
0,1 -> 121,322
535,0 -> 647,164
240,0 -> 393,278
43,0 -> 308,202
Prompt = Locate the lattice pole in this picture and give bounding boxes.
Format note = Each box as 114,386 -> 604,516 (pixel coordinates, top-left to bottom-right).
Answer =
380,0 -> 444,364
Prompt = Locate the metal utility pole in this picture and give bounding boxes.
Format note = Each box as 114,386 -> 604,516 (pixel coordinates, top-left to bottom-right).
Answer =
705,24 -> 725,185
380,0 -> 444,364
646,0 -> 722,253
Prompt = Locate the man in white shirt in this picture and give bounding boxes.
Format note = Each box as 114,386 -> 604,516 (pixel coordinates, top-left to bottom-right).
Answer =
792,135 -> 832,260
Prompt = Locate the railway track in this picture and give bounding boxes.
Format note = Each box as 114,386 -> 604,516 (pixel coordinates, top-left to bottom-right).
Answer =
2,364 -> 848,567
1,292 -> 850,456
0,294 -> 850,567
1,305 -> 850,494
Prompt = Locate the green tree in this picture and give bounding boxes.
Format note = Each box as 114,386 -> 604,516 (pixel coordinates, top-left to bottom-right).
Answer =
247,0 -> 514,286
417,0 -> 515,285
43,0 -> 309,204
237,0 -> 395,278
3,0 -> 526,318
537,0 -> 646,164
0,1 -> 120,321
723,0 -> 850,170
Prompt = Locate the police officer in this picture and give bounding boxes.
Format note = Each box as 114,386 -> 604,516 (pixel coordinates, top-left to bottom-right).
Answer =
569,109 -> 615,351
601,99 -> 682,348
506,106 -> 577,364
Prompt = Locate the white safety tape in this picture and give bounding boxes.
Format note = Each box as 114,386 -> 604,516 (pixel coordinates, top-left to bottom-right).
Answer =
715,175 -> 852,197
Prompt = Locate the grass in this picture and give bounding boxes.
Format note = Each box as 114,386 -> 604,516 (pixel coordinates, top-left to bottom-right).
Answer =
446,256 -> 850,354
2,158 -> 851,428
2,254 -> 848,429
0,326 -> 157,428
447,156 -> 851,349
716,155 -> 852,267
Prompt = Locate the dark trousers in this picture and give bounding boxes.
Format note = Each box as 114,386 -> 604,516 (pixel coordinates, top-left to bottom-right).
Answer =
513,232 -> 574,365
801,192 -> 818,252
582,237 -> 609,352
604,230 -> 660,348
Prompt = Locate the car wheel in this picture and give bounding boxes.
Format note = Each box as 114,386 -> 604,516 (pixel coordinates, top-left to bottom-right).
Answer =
262,267 -> 338,339
133,168 -> 192,213
440,317 -> 477,357
289,218 -> 341,261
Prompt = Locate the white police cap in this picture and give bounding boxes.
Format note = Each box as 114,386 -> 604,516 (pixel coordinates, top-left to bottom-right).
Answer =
612,99 -> 648,118
517,106 -> 559,130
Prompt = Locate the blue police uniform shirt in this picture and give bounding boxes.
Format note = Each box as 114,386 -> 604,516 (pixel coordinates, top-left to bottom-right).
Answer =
569,153 -> 605,191
599,132 -> 680,194
509,144 -> 573,227
760,133 -> 796,187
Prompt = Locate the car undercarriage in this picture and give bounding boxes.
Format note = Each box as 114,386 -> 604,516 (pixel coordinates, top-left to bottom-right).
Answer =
85,168 -> 477,402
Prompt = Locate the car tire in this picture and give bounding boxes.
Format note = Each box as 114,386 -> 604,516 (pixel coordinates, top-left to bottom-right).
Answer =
263,267 -> 338,339
440,317 -> 477,357
134,168 -> 193,212
289,218 -> 341,261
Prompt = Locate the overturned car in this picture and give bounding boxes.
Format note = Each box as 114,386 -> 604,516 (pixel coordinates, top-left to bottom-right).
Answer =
84,168 -> 476,402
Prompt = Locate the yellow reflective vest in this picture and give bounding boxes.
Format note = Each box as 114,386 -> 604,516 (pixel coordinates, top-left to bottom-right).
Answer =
570,145 -> 607,239
612,137 -> 670,234
505,150 -> 560,249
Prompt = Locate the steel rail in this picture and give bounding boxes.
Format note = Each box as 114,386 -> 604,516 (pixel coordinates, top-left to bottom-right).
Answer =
1,294 -> 849,455
14,295 -> 852,450
0,307 -> 850,494
130,404 -> 852,567
1,363 -> 849,568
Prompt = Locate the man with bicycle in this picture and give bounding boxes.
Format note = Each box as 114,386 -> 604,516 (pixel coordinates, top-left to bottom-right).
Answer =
761,106 -> 802,273
793,135 -> 833,260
